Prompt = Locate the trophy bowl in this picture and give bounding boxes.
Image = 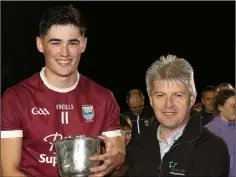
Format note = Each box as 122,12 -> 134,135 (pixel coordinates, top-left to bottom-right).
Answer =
54,135 -> 103,177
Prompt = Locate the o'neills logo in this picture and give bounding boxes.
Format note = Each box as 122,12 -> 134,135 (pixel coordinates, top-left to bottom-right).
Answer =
39,132 -> 79,167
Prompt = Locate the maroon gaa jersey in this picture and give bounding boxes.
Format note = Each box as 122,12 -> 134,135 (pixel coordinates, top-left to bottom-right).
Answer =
1,67 -> 121,177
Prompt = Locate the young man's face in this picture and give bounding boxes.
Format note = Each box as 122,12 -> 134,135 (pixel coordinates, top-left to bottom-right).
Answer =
37,24 -> 87,77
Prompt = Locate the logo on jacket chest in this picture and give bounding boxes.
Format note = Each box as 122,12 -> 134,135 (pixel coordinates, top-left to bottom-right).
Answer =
82,105 -> 94,122
168,161 -> 187,176
144,119 -> 150,126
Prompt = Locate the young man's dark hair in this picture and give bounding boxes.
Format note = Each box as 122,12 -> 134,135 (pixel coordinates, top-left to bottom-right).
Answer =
39,4 -> 87,37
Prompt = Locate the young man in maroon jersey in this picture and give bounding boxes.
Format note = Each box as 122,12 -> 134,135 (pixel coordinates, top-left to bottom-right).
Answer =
1,4 -> 124,177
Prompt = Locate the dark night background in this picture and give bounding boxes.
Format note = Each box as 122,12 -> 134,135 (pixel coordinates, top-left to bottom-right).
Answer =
2,1 -> 235,112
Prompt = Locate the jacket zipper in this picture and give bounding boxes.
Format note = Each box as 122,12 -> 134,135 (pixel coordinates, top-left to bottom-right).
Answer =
158,160 -> 163,177
158,136 -> 201,177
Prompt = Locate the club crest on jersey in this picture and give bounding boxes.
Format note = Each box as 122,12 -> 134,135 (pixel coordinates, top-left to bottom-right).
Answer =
82,105 -> 94,121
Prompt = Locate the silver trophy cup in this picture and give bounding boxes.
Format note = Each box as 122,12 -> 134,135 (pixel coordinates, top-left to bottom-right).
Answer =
54,135 -> 103,177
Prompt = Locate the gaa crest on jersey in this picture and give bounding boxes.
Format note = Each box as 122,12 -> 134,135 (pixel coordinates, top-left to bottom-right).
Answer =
82,105 -> 94,121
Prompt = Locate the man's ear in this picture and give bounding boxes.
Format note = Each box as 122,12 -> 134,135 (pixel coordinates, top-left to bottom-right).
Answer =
36,36 -> 44,53
190,93 -> 197,108
81,37 -> 87,53
218,105 -> 223,112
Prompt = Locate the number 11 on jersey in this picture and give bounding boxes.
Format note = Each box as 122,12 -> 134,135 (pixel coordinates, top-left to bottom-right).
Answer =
61,111 -> 69,124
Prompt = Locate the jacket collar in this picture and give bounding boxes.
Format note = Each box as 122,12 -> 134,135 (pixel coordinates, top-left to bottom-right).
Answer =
177,114 -> 202,143
130,115 -> 202,165
135,113 -> 202,148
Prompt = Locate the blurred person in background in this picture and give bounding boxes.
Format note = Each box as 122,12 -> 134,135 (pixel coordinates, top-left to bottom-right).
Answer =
110,114 -> 132,177
123,89 -> 155,139
206,89 -> 236,177
192,86 -> 216,126
120,114 -> 132,147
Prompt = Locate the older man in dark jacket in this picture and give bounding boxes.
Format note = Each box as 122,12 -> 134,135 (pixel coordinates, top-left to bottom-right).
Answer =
125,55 -> 230,177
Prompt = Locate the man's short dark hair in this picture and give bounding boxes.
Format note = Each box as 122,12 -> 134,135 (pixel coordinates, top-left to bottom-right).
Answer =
39,4 -> 87,37
201,86 -> 216,98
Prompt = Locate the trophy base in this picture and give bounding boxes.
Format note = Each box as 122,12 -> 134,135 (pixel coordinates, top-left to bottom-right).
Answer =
63,174 -> 91,177
64,175 -> 89,177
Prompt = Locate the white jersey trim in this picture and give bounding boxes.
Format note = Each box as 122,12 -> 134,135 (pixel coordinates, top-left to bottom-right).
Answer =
102,130 -> 121,137
1,130 -> 23,138
40,67 -> 80,93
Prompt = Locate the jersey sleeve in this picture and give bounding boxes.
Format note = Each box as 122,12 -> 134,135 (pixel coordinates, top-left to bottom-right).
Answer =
102,91 -> 121,137
1,88 -> 23,138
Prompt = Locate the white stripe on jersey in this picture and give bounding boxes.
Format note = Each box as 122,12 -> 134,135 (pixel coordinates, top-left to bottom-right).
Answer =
1,130 -> 23,138
102,130 -> 121,137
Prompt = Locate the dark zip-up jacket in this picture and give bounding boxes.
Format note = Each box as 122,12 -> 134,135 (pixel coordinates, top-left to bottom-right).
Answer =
123,106 -> 155,139
125,115 -> 230,177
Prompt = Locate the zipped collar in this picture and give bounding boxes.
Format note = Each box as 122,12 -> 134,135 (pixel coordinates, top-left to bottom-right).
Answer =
135,114 -> 202,150
177,114 -> 202,143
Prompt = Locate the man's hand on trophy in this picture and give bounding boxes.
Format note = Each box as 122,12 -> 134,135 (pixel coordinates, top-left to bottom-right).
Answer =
89,135 -> 124,177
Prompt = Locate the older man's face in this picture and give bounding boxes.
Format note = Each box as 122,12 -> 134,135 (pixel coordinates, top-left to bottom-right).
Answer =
149,80 -> 196,130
